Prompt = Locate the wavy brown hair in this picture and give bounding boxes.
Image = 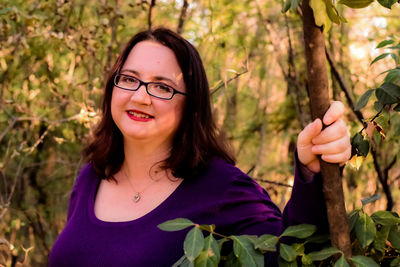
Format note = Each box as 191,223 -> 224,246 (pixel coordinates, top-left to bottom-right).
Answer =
83,28 -> 235,180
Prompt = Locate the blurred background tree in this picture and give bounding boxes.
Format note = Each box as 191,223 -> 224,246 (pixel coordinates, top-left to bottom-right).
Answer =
0,0 -> 399,265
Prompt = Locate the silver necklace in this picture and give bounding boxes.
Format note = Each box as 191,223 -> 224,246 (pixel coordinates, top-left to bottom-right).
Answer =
122,167 -> 159,203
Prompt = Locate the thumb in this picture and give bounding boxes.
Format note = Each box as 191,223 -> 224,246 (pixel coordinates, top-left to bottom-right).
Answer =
297,119 -> 323,148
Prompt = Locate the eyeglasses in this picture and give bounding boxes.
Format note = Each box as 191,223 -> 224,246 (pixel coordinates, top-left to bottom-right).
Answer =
114,74 -> 186,100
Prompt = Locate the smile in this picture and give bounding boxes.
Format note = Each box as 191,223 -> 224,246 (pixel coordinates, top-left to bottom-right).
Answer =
126,110 -> 154,122
128,110 -> 152,118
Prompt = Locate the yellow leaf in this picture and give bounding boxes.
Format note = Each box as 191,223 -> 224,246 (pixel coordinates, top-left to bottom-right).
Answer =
365,121 -> 386,139
349,155 -> 364,170
338,0 -> 374,8
310,0 -> 332,32
54,137 -> 66,144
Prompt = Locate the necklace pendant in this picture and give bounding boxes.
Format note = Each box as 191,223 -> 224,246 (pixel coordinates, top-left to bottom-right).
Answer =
132,193 -> 141,203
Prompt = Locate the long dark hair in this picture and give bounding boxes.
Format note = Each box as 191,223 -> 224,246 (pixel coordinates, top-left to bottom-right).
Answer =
83,28 -> 235,180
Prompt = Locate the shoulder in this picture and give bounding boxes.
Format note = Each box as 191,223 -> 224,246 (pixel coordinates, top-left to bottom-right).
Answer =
71,162 -> 98,191
199,157 -> 266,196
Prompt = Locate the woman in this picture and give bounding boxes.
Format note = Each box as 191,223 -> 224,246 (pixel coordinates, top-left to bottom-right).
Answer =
49,28 -> 351,266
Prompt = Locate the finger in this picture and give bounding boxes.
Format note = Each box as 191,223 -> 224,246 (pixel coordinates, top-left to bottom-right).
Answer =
306,159 -> 320,173
312,135 -> 350,155
323,101 -> 344,126
297,119 -> 323,147
321,146 -> 352,164
312,119 -> 348,145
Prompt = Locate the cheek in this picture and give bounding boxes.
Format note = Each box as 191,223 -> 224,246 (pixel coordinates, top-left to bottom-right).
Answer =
173,99 -> 185,124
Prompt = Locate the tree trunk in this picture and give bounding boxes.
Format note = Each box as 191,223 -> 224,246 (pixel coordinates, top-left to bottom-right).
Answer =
301,0 -> 352,257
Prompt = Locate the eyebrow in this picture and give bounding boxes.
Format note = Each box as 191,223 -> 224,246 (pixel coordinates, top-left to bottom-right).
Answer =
120,69 -> 179,87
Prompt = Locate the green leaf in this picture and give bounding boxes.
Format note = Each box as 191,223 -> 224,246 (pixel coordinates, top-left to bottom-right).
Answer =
352,133 -> 370,157
376,39 -> 395,48
377,0 -> 397,8
184,227 -> 205,262
241,235 -> 259,244
371,210 -> 400,226
280,243 -> 299,262
158,218 -> 195,231
384,69 -> 400,84
290,0 -> 301,11
390,53 -> 398,62
301,254 -> 313,265
338,0 -> 374,8
355,89 -> 374,110
376,88 -> 398,105
324,0 -> 341,24
355,212 -> 376,248
390,257 -> 400,267
278,258 -> 298,267
307,247 -> 341,261
223,252 -> 241,267
194,234 -> 220,267
371,53 -> 390,65
388,226 -> 400,249
361,194 -> 381,206
350,255 -> 379,267
373,225 -> 391,253
395,103 -> 400,111
388,44 -> 400,50
281,224 -> 317,239
351,133 -> 370,157
254,234 -> 279,252
380,83 -> 400,99
349,209 -> 360,232
352,133 -> 363,146
282,0 -> 291,12
199,224 -> 216,233
292,243 -> 305,255
304,234 -> 330,244
374,101 -> 384,112
334,255 -> 350,267
232,236 -> 264,267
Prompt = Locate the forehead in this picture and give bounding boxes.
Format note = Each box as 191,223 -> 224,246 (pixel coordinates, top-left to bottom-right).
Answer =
121,41 -> 182,79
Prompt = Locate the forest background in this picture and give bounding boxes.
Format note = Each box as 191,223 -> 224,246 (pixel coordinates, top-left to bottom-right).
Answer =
0,0 -> 399,265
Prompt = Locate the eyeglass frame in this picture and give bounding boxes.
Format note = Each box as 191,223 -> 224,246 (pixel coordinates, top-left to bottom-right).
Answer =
113,73 -> 187,100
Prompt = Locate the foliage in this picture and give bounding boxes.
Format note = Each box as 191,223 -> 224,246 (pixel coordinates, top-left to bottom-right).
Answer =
350,36 -> 400,170
158,208 -> 400,266
1,0 -> 400,265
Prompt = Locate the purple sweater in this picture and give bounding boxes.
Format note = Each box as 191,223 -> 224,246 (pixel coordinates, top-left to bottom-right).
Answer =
49,157 -> 328,266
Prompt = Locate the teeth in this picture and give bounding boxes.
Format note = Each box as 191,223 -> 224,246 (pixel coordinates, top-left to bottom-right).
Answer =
128,111 -> 151,119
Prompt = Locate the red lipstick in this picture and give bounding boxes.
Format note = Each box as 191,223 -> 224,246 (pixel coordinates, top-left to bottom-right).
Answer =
126,109 -> 154,122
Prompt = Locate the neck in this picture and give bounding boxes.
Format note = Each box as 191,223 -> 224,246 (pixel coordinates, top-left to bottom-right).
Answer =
122,137 -> 171,183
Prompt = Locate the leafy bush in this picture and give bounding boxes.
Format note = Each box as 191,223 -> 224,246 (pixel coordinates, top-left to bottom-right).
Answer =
158,207 -> 400,266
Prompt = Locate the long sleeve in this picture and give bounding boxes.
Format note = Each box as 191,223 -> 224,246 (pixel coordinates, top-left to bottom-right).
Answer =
282,151 -> 329,233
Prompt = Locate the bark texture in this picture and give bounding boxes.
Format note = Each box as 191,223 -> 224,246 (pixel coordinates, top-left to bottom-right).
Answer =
301,0 -> 352,257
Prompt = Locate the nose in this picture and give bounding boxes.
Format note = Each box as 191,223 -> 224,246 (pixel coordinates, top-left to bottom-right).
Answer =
130,84 -> 152,105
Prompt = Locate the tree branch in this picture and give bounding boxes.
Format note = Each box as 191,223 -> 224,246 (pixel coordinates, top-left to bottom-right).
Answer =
301,0 -> 351,256
177,0 -> 188,34
210,69 -> 248,96
325,49 -> 364,123
253,177 -> 293,188
147,0 -> 156,30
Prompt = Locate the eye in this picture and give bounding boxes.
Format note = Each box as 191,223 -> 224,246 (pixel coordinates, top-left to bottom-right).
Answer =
120,75 -> 137,84
153,83 -> 173,93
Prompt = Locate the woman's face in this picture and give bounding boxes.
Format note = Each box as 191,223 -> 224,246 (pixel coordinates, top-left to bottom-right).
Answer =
111,41 -> 186,148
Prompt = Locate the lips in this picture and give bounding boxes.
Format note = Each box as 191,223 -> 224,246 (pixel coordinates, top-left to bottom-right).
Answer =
126,109 -> 154,122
